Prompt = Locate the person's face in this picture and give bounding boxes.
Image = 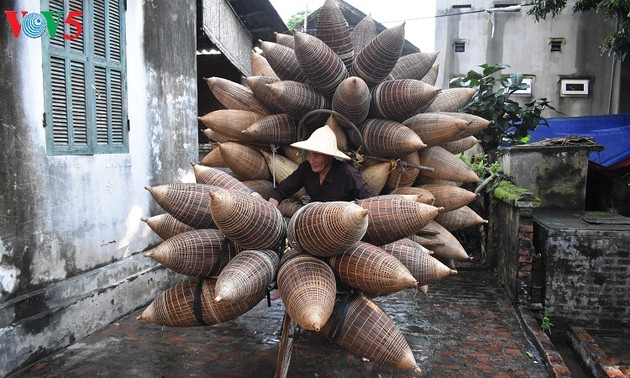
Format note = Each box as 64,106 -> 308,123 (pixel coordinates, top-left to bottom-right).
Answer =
306,151 -> 333,173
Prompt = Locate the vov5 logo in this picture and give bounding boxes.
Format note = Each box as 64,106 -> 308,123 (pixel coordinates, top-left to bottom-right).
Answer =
4,9 -> 82,40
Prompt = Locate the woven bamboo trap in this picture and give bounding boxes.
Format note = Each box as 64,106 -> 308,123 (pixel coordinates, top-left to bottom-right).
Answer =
369,79 -> 441,122
244,75 -> 284,114
192,163 -> 252,193
259,41 -> 308,83
422,64 -> 440,85
416,220 -> 470,261
241,179 -> 276,200
381,239 -> 457,286
217,142 -> 272,182
209,188 -> 286,250
402,112 -> 470,147
388,51 -> 439,81
242,114 -> 297,145
315,0 -> 354,69
260,150 -> 298,184
250,52 -> 279,80
274,31 -> 294,48
434,205 -> 488,231
277,249 -> 337,331
332,76 -> 371,126
287,201 -> 369,257
350,15 -> 377,56
360,161 -> 392,195
441,112 -> 492,139
357,195 -> 440,246
321,293 -> 420,372
418,146 -> 480,183
277,199 -> 303,218
329,241 -> 417,295
215,249 -> 279,303
351,23 -> 406,87
199,109 -> 264,143
440,135 -> 479,154
421,183 -> 477,212
141,213 -> 194,240
202,128 -> 230,144
266,81 -> 331,126
200,146 -> 225,167
294,31 -> 349,98
137,278 -> 264,327
205,77 -> 271,116
361,119 -> 426,158
385,152 -> 421,192
145,183 -> 218,229
390,186 -> 436,205
145,229 -> 241,278
424,88 -> 476,113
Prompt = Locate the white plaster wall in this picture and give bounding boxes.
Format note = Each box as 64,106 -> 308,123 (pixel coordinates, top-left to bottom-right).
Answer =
434,0 -> 619,117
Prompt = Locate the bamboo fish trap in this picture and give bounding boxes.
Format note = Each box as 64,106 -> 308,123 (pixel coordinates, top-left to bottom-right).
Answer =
421,184 -> 478,212
145,183 -> 218,229
381,239 -> 457,286
145,229 -> 241,277
434,205 -> 488,231
209,188 -> 286,250
294,31 -> 349,98
191,163 -> 252,193
137,278 -> 265,327
321,293 -> 421,372
357,195 -> 440,246
329,241 -> 417,295
141,213 -> 194,240
287,201 -> 369,257
277,249 -> 337,331
215,249 -> 279,303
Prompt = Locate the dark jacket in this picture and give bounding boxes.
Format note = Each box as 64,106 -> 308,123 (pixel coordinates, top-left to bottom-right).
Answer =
269,159 -> 374,202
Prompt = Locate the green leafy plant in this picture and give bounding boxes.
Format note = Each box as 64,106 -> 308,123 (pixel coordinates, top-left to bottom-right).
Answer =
450,64 -> 560,153
540,314 -> 554,333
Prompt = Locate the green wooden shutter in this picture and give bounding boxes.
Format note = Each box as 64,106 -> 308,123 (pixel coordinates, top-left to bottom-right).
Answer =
44,0 -> 127,155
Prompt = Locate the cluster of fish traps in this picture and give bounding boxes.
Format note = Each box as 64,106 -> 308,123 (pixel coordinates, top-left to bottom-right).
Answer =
137,0 -> 492,372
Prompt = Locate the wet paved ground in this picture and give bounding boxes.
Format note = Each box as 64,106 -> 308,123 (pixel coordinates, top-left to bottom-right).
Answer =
10,269 -> 564,378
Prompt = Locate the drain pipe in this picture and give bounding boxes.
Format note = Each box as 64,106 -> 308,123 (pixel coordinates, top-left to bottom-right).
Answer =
608,14 -> 620,114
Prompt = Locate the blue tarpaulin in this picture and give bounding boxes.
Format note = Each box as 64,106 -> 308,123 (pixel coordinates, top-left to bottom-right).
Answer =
529,114 -> 630,169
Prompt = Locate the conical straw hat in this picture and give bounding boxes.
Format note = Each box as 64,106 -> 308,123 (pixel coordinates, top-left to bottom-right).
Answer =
290,125 -> 350,160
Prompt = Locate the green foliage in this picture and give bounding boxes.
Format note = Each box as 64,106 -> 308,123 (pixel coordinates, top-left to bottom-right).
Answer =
287,11 -> 308,30
527,0 -> 630,60
460,153 -> 501,179
450,64 -> 559,152
540,313 -> 554,333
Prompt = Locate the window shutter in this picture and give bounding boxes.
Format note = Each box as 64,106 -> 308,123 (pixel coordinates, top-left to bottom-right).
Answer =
44,0 -> 127,155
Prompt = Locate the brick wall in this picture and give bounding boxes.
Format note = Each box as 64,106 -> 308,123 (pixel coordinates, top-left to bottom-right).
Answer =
489,198 -> 540,305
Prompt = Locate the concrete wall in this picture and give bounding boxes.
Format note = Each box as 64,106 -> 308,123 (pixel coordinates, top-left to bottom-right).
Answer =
533,211 -> 630,327
500,145 -> 594,211
488,197 -> 541,305
0,1 -> 197,375
434,0 -> 622,117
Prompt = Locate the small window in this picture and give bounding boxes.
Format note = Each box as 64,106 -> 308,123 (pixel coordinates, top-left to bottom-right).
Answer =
493,3 -> 518,7
560,79 -> 590,97
453,4 -> 472,9
550,39 -> 564,52
454,41 -> 466,53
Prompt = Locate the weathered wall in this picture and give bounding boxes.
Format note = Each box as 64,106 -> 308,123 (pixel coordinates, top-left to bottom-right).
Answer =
434,0 -> 623,117
533,211 -> 630,327
488,197 -> 540,305
500,146 -> 593,211
0,0 -> 197,375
